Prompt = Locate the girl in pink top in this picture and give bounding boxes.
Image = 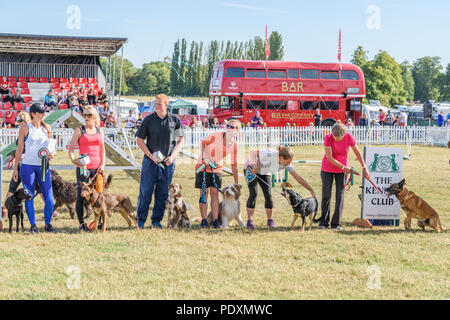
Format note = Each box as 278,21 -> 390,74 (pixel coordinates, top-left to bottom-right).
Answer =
318,123 -> 370,230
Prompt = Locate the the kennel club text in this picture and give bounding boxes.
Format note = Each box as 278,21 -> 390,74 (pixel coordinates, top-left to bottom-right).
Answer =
176,304 -> 273,317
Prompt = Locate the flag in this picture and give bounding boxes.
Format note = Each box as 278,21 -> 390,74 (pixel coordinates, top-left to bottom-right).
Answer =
265,25 -> 270,60
338,29 -> 342,68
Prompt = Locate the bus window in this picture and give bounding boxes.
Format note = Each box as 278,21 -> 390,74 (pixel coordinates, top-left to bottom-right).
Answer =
287,101 -> 299,110
218,69 -> 224,79
301,101 -> 319,110
215,96 -> 235,109
300,69 -> 319,79
288,69 -> 299,79
341,70 -> 359,80
225,68 -> 244,77
268,100 -> 287,110
350,98 -> 361,111
247,69 -> 266,78
268,70 -> 287,78
320,71 -> 339,80
237,99 -> 243,110
247,100 -> 266,109
321,101 -> 339,110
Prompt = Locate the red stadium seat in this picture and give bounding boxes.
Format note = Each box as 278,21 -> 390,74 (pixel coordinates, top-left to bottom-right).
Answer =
40,77 -> 49,83
79,78 -> 87,85
88,78 -> 97,84
52,82 -> 61,89
59,104 -> 68,110
53,88 -> 61,95
14,103 -> 24,111
5,110 -> 17,126
60,78 -> 68,83
9,81 -> 18,88
19,77 -> 27,82
20,82 -> 28,88
3,102 -> 12,110
8,76 -> 16,82
63,83 -> 71,90
29,77 -> 38,83
51,77 -> 59,83
23,96 -> 32,103
21,88 -> 30,95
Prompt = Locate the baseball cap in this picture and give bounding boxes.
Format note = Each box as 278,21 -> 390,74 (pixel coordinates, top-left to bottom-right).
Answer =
29,103 -> 46,114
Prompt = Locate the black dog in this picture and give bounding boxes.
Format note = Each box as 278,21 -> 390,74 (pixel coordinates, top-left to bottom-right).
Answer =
5,188 -> 33,233
281,183 -> 318,232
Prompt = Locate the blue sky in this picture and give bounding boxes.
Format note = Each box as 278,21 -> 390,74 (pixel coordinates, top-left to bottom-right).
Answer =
1,0 -> 449,69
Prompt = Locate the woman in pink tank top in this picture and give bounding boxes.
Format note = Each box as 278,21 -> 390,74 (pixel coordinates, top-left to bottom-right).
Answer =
68,106 -> 105,231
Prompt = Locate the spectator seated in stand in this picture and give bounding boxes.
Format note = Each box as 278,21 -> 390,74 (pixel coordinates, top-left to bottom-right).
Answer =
13,91 -> 24,104
102,102 -> 111,121
97,88 -> 107,103
105,111 -> 117,128
87,89 -> 97,105
2,93 -> 13,104
44,90 -> 56,110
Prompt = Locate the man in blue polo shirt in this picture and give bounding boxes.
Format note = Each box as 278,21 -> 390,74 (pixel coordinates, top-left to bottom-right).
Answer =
136,94 -> 184,229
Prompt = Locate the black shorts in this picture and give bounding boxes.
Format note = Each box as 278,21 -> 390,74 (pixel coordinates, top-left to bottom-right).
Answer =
195,171 -> 222,189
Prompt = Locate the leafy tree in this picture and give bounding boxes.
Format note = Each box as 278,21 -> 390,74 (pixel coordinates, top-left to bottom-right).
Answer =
130,62 -> 170,96
412,56 -> 443,102
438,63 -> 450,101
400,61 -> 415,102
268,31 -> 284,60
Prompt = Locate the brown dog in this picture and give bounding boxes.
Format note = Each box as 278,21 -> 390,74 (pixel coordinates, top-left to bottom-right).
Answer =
386,179 -> 444,232
80,180 -> 139,232
167,183 -> 190,228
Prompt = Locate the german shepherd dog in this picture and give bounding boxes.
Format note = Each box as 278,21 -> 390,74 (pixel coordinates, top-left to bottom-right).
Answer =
80,179 -> 139,232
5,188 -> 33,233
386,179 -> 444,232
281,183 -> 318,232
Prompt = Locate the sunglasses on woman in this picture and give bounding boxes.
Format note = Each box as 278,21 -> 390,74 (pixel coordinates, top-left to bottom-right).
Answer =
226,124 -> 237,129
17,119 -> 24,123
83,113 -> 94,118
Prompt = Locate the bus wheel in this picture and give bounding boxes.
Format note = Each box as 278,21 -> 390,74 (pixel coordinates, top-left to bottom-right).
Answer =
321,119 -> 336,126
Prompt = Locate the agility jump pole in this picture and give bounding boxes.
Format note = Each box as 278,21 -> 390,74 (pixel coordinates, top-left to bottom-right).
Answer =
180,150 -> 243,177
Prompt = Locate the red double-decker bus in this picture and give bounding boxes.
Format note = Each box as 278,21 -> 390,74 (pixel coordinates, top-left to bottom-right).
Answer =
209,60 -> 365,127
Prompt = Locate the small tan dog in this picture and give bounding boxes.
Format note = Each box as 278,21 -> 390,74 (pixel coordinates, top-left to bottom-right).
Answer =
207,184 -> 245,228
167,183 -> 190,229
386,179 -> 444,232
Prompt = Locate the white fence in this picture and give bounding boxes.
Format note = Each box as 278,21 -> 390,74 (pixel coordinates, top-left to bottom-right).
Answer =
1,126 -> 449,152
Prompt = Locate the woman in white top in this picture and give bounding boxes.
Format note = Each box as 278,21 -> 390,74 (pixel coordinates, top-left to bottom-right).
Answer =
244,146 -> 316,229
13,103 -> 57,233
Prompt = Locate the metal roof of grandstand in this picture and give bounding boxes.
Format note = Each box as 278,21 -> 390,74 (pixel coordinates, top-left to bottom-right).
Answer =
0,33 -> 127,56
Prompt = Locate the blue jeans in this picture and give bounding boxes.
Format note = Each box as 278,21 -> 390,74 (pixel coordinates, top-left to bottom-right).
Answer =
137,157 -> 175,227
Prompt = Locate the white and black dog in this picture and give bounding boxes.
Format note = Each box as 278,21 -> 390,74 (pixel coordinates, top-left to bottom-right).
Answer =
5,188 -> 33,233
281,183 -> 318,232
207,184 -> 245,228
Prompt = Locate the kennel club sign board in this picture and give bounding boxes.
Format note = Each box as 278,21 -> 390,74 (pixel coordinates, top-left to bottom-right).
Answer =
361,147 -> 403,220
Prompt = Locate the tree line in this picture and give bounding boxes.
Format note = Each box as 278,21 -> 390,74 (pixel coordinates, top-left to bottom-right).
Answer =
101,31 -> 284,97
103,37 -> 450,107
351,46 -> 450,106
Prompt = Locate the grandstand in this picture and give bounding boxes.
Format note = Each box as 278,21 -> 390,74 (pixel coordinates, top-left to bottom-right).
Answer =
0,33 -> 127,122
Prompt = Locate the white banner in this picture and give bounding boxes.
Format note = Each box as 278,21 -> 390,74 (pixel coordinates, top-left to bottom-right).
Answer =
362,147 -> 403,220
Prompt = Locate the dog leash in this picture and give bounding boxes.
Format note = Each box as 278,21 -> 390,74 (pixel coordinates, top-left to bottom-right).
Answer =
199,161 -> 223,204
345,166 -> 390,197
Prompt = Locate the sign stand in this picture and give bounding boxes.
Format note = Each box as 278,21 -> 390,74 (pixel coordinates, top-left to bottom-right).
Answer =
361,146 -> 403,226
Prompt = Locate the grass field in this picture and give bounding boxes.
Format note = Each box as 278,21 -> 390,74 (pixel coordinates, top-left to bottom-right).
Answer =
1,144 -> 449,300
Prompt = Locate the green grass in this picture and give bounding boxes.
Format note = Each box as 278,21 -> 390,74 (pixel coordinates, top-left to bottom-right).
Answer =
1,145 -> 449,300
